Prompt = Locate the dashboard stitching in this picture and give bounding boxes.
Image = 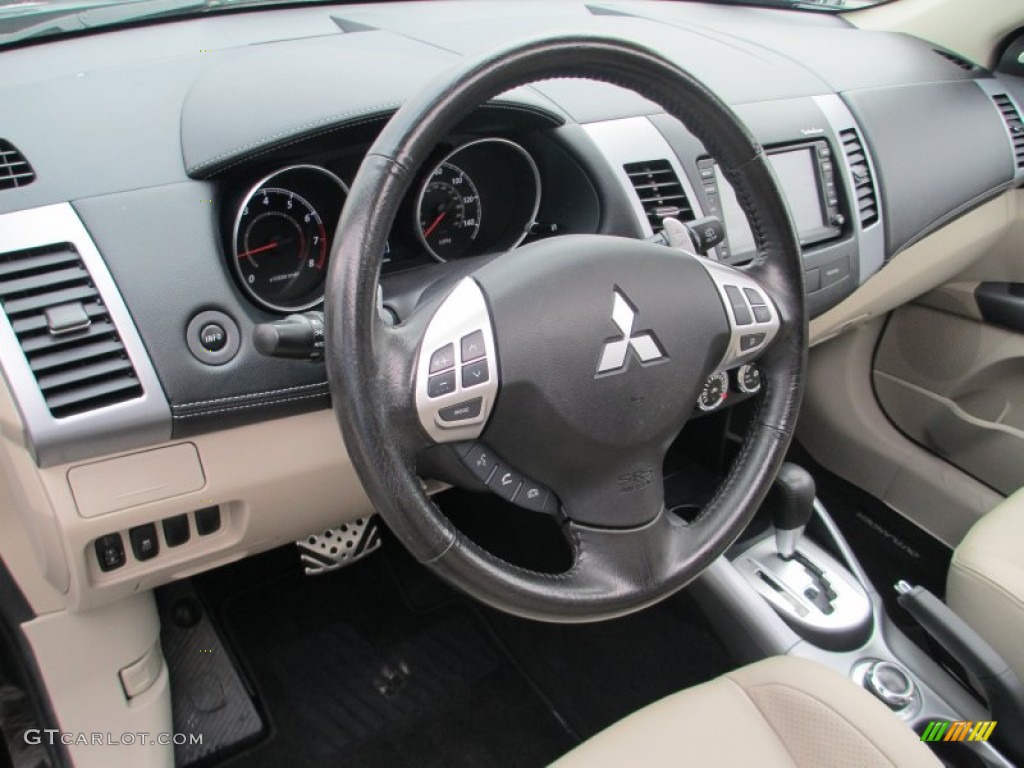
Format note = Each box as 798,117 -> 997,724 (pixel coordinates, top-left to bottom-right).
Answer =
188,105 -> 403,174
170,391 -> 328,418
172,381 -> 329,409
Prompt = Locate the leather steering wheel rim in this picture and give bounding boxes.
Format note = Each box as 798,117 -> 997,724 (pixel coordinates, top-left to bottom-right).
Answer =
325,34 -> 807,622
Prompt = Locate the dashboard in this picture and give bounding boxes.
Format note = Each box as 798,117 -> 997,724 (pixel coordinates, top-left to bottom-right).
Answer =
0,0 -> 1023,610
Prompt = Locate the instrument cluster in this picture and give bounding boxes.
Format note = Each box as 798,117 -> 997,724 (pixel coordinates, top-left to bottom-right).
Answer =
225,137 -> 542,312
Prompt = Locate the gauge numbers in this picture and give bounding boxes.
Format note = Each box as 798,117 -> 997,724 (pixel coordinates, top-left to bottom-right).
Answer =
232,165 -> 346,312
417,162 -> 482,260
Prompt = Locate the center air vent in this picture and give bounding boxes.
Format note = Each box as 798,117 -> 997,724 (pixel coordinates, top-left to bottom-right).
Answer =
0,243 -> 142,418
624,160 -> 694,232
839,129 -> 879,228
0,139 -> 35,191
990,94 -> 1024,169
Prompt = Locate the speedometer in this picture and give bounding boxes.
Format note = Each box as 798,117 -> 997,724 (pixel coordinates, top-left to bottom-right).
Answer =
414,138 -> 540,262
417,162 -> 482,260
232,165 -> 346,312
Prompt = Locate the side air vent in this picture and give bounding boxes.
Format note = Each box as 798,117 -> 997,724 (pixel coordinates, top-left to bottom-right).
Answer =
624,160 -> 694,232
839,129 -> 879,227
0,139 -> 35,190
0,243 -> 143,418
933,48 -> 977,72
991,94 -> 1024,169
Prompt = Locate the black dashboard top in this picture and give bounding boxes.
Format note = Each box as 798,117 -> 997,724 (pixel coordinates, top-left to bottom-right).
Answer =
0,0 -> 1020,462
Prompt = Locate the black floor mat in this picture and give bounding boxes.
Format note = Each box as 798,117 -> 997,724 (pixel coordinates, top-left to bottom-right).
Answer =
200,550 -> 575,768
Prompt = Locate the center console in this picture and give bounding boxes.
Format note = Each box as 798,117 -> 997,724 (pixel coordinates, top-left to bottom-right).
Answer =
695,462 -> 1015,767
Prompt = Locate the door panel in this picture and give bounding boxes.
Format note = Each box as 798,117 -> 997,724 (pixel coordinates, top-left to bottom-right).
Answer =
874,295 -> 1024,494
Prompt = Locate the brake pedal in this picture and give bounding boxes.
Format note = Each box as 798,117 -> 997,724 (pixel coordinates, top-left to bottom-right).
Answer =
297,516 -> 381,575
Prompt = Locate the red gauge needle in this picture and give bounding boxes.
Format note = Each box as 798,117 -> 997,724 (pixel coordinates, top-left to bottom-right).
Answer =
237,242 -> 279,259
422,211 -> 448,240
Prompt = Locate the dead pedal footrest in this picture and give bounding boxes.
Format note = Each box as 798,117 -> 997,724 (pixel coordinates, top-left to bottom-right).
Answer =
297,516 -> 381,575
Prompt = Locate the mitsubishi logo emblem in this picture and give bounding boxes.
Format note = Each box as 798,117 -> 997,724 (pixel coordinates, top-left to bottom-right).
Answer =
596,290 -> 667,375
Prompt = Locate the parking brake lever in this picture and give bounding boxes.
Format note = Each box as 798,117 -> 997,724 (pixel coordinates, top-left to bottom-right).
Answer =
896,580 -> 1024,763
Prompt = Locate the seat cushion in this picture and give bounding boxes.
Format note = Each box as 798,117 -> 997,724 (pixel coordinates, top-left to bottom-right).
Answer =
947,486 -> 1024,681
550,655 -> 940,768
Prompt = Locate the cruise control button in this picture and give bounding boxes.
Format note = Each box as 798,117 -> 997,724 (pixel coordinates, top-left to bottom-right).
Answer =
753,305 -> 771,323
463,444 -> 499,482
462,359 -> 489,388
743,288 -> 765,307
724,285 -> 752,326
740,333 -> 767,351
427,370 -> 456,398
439,398 -> 483,423
429,343 -> 456,373
516,481 -> 554,513
488,467 -> 523,502
461,330 -> 486,362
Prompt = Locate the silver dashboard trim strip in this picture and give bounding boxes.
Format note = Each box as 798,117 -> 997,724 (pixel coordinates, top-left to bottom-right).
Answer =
582,116 -> 706,238
0,203 -> 171,467
813,94 -> 887,281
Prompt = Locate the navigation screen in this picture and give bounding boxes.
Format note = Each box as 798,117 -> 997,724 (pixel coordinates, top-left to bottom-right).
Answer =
714,148 -> 827,257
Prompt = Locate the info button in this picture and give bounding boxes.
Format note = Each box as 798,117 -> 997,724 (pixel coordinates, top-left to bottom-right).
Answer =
438,397 -> 483,423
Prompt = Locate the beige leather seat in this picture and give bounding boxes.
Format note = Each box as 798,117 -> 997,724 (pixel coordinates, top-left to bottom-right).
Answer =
552,655 -> 940,767
947,486 -> 1024,681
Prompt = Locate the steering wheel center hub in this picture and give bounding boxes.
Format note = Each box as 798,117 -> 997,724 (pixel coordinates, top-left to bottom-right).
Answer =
474,235 -> 730,527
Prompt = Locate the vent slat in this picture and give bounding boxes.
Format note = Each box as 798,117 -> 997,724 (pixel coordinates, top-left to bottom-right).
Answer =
0,249 -> 80,279
45,377 -> 141,418
839,128 -> 879,228
0,265 -> 90,299
623,159 -> 694,233
933,48 -> 976,71
0,139 -> 36,190
19,320 -> 117,354
0,242 -> 141,418
10,302 -> 106,335
2,284 -> 97,317
28,339 -> 125,373
37,357 -> 134,394
991,94 -> 1024,169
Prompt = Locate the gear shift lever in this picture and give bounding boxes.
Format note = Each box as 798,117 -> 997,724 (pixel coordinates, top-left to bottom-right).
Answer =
769,463 -> 816,560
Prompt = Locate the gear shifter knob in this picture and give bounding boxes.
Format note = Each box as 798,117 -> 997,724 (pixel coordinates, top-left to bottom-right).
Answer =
769,463 -> 816,559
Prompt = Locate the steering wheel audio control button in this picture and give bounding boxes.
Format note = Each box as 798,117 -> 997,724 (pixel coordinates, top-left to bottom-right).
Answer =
416,278 -> 499,442
427,371 -> 457,398
724,286 -> 753,326
429,343 -> 456,373
753,305 -> 772,323
489,467 -> 523,501
461,359 -> 489,388
439,398 -> 483,423
461,330 -> 486,362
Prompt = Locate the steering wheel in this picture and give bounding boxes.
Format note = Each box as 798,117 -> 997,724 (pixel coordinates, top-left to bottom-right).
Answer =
325,35 -> 806,622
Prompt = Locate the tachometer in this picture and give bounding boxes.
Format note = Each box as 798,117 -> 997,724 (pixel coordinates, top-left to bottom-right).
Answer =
417,162 -> 482,260
232,165 -> 346,312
